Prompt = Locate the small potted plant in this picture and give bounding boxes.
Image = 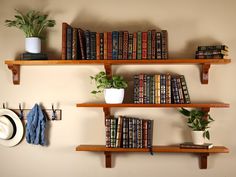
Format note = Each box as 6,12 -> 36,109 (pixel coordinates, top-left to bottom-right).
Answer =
5,9 -> 56,53
178,108 -> 214,145
90,71 -> 128,104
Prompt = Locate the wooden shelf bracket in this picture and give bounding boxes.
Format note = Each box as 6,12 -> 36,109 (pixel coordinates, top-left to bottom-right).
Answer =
7,64 -> 20,85
104,151 -> 112,168
199,153 -> 209,169
201,63 -> 211,84
104,64 -> 112,78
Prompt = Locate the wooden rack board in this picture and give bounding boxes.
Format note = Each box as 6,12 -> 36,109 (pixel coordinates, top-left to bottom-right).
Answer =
5,59 -> 231,85
76,145 -> 229,169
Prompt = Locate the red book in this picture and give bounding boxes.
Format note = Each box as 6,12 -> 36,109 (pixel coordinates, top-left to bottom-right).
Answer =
107,32 -> 112,59
132,32 -> 137,59
123,31 -> 129,59
142,32 -> 148,59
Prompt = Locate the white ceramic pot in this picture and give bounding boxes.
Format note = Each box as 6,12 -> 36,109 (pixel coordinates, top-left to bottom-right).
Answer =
191,131 -> 205,145
104,88 -> 124,104
25,37 -> 41,53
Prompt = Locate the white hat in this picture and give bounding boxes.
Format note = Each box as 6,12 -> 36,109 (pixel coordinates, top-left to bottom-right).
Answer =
0,109 -> 24,147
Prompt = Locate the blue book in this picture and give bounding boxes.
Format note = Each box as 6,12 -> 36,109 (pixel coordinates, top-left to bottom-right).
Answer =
112,31 -> 119,59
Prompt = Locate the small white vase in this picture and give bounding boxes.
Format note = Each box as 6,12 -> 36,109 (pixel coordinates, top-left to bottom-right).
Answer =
25,37 -> 41,53
191,131 -> 205,145
104,88 -> 124,104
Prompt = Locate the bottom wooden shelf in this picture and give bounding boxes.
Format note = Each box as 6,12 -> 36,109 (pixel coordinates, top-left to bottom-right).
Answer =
76,145 -> 229,169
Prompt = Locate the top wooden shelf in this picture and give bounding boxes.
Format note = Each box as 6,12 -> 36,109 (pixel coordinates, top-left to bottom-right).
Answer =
4,59 -> 231,85
5,59 -> 231,65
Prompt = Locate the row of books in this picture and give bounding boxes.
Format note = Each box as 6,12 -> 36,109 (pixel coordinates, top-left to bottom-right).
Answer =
133,74 -> 191,104
195,45 -> 229,59
105,116 -> 153,148
62,22 -> 168,60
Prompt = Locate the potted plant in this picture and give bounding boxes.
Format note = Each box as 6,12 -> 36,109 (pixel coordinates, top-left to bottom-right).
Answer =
5,9 -> 56,53
178,108 -> 214,145
90,71 -> 128,104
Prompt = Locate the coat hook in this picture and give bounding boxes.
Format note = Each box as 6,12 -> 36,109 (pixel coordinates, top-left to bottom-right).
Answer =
2,103 -> 6,109
19,103 -> 24,120
51,104 -> 57,120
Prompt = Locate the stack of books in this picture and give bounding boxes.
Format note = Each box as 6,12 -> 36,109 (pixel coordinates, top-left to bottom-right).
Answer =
195,45 -> 229,59
105,115 -> 153,148
21,52 -> 48,60
133,73 -> 191,104
62,22 -> 168,60
180,142 -> 213,149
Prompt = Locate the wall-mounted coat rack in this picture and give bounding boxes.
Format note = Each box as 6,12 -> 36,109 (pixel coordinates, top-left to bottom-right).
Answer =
2,103 -> 62,121
11,108 -> 62,121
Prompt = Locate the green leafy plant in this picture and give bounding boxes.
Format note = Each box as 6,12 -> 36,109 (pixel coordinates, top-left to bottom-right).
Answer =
178,108 -> 214,140
90,71 -> 128,94
5,9 -> 56,38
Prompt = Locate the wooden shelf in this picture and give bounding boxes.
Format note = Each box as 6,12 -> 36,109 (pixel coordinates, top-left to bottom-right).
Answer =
5,59 -> 231,85
76,145 -> 229,169
76,103 -> 230,108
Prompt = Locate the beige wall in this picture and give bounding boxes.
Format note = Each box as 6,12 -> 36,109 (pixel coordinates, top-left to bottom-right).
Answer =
0,0 -> 236,176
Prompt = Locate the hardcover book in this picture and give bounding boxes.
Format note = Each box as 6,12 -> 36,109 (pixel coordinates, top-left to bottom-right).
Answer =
180,142 -> 213,149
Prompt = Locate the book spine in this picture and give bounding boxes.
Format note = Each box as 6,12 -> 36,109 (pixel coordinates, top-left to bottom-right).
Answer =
196,49 -> 228,55
161,30 -> 168,59
128,33 -> 133,59
157,74 -> 161,104
156,32 -> 162,59
142,32 -> 148,59
180,75 -> 191,104
147,30 -> 152,59
78,28 -> 86,60
66,25 -> 73,60
132,118 -> 137,148
128,118 -> 134,148
118,31 -> 123,59
132,32 -> 137,59
72,28 -> 78,60
84,31 -> 91,60
139,74 -> 144,104
90,32 -> 96,60
122,117 -> 129,148
160,74 -> 166,104
197,45 -> 228,51
151,30 -> 156,59
103,32 -> 108,59
133,75 -> 139,103
123,31 -> 129,59
146,75 -> 150,104
176,75 -> 184,103
147,119 -> 153,148
137,32 -> 142,59
165,73 -> 171,104
110,118 -> 117,148
142,119 -> 148,148
112,31 -> 119,59
105,118 -> 111,148
150,75 -> 155,104
143,74 -> 147,103
137,119 -> 142,148
115,116 -> 123,148
96,32 -> 100,60
107,32 -> 112,59
100,33 -> 104,60
62,23 -> 68,60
